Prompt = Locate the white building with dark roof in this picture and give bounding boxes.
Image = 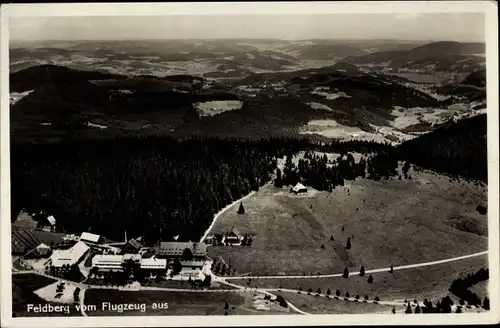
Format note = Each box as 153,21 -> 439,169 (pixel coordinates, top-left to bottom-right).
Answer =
47,241 -> 89,268
141,256 -> 167,270
291,182 -> 308,194
80,232 -> 101,244
92,254 -> 124,271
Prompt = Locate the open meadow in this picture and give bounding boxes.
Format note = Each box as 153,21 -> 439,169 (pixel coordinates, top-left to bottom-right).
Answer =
229,255 -> 487,302
208,167 -> 487,278
271,291 -> 400,314
11,273 -> 81,317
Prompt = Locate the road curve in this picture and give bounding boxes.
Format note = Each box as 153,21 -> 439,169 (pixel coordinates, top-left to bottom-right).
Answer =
220,280 -> 311,315
224,251 -> 488,280
79,288 -> 88,317
200,191 -> 257,243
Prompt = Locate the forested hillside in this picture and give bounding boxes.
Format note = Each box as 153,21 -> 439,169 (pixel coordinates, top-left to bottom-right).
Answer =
398,114 -> 487,182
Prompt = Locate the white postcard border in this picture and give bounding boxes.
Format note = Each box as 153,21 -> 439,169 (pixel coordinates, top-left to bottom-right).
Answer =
1,1 -> 499,327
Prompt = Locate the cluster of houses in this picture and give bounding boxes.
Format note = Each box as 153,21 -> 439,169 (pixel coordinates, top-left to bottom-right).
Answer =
24,231 -> 211,282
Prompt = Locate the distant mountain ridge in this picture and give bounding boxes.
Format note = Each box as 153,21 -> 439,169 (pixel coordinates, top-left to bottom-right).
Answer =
344,41 -> 485,72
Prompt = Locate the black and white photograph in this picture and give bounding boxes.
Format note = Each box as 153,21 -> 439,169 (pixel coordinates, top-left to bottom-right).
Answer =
1,1 -> 498,327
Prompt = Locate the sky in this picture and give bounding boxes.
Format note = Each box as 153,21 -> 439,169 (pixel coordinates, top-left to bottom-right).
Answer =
9,13 -> 485,42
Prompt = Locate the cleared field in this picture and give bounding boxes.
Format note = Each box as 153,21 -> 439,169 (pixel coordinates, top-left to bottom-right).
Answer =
12,273 -> 81,317
85,290 -> 289,316
208,169 -> 487,277
230,255 -> 487,302
272,291 -> 400,314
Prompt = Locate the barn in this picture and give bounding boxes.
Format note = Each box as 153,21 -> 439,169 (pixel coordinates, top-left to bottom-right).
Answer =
291,182 -> 308,194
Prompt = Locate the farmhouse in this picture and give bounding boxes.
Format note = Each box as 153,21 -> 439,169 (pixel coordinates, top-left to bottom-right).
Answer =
34,243 -> 51,257
225,227 -> 243,245
156,241 -> 207,259
80,232 -> 101,245
121,238 -> 143,254
92,254 -> 124,272
46,241 -> 89,268
36,215 -> 57,232
291,182 -> 308,194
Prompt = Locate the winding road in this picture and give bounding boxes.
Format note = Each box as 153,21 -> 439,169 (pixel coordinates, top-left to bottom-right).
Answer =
200,191 -> 256,243
223,251 -> 488,280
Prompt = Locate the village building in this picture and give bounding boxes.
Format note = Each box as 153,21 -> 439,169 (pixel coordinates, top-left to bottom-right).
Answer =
156,241 -> 207,259
121,238 -> 143,254
92,254 -> 124,272
45,241 -> 89,268
291,182 -> 308,194
141,256 -> 167,270
79,232 -> 101,245
225,227 -> 243,245
123,253 -> 142,263
36,215 -> 57,232
25,243 -> 52,259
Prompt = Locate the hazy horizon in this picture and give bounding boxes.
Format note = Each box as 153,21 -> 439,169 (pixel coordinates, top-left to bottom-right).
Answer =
9,13 -> 485,43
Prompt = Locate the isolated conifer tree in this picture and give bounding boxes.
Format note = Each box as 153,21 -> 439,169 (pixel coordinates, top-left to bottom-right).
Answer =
327,288 -> 331,295
321,244 -> 325,249
336,289 -> 341,297
317,288 -> 321,294
274,169 -> 283,188
483,297 -> 490,310
392,307 -> 396,314
359,266 -> 365,277
415,304 -> 421,314
405,304 -> 412,314
237,202 -> 245,215
308,288 -> 313,293
345,292 -> 350,298
342,226 -> 345,232
224,301 -> 229,310
346,237 -> 351,250
343,267 -> 349,278
367,274 -> 374,284
330,235 -> 334,241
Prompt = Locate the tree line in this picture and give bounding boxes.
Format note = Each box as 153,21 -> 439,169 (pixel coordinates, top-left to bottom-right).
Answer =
11,126 -> 486,244
448,268 -> 489,307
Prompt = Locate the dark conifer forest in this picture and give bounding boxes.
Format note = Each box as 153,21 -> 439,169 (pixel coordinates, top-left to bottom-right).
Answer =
11,113 -> 487,243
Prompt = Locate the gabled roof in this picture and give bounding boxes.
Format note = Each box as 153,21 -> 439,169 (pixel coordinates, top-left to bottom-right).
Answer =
80,232 -> 100,243
50,241 -> 89,266
158,241 -> 207,256
141,257 -> 167,269
92,254 -> 124,265
292,182 -> 307,192
127,239 -> 142,250
229,227 -> 241,237
47,216 -> 56,226
37,243 -> 50,249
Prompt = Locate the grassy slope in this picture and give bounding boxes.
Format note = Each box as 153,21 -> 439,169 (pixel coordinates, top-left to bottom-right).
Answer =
272,291 -> 399,314
208,169 -> 487,276
231,255 -> 487,302
11,273 -> 79,317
